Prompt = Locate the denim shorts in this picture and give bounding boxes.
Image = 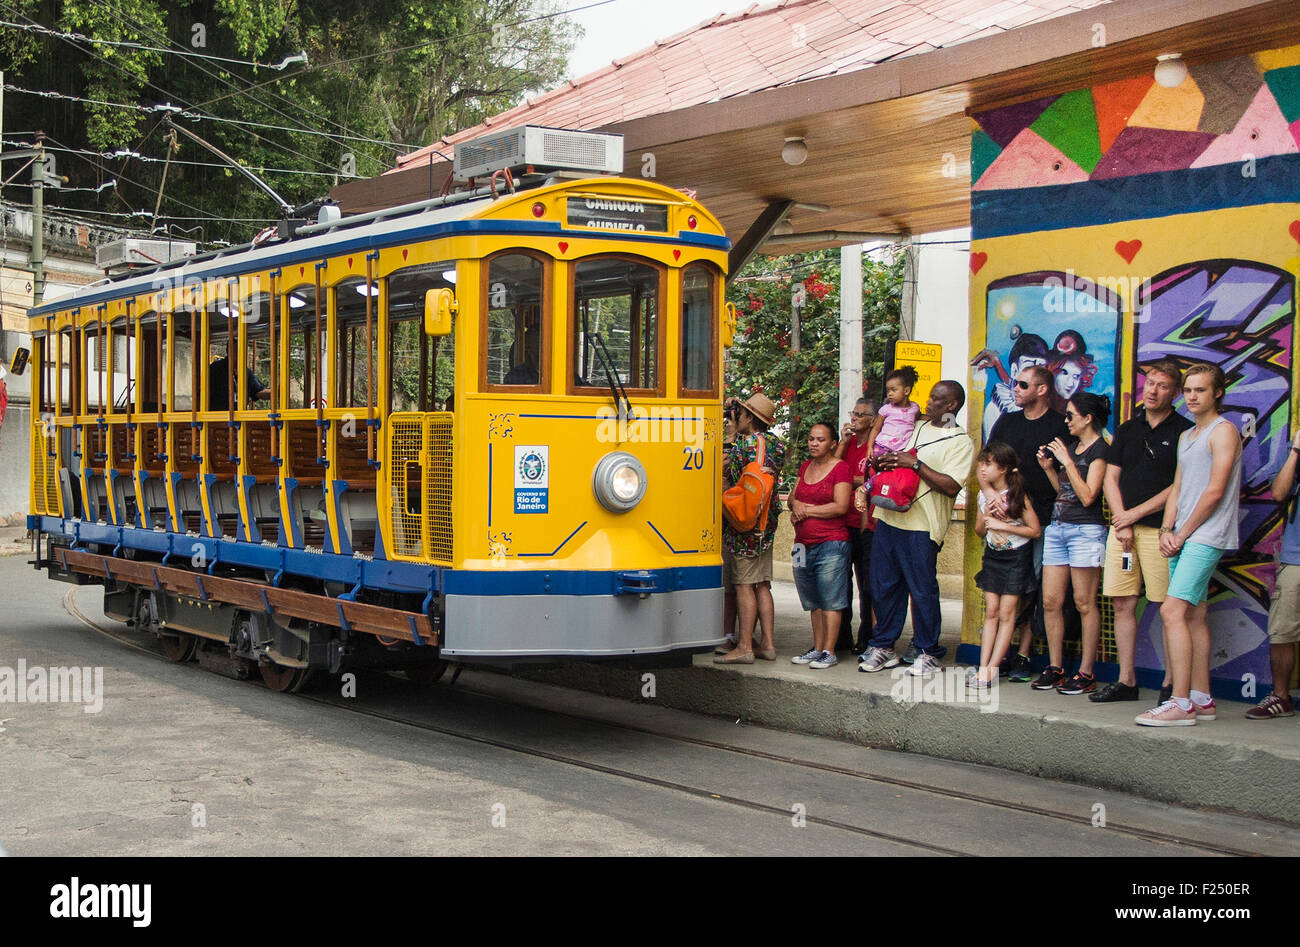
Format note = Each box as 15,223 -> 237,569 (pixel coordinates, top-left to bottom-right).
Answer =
792,540 -> 851,612
1167,541 -> 1225,606
1042,521 -> 1106,569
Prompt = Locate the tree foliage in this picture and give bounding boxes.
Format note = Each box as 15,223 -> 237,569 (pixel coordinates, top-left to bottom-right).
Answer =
724,247 -> 904,482
1,0 -> 580,244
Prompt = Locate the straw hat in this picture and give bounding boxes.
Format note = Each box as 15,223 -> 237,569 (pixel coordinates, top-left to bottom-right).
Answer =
741,392 -> 777,428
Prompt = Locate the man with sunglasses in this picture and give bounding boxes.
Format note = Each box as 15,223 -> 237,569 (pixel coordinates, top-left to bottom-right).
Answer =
1095,359 -> 1191,702
984,364 -> 1070,680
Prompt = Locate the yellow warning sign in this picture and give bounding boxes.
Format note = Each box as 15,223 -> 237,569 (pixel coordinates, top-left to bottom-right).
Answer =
893,341 -> 943,407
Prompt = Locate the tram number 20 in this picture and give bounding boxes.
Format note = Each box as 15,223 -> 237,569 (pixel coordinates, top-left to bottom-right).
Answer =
681,447 -> 705,470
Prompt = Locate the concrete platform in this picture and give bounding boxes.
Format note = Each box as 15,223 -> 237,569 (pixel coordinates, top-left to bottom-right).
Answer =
523,580 -> 1300,827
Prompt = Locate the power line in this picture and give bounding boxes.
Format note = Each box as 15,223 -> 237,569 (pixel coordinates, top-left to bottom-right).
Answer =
79,0 -> 402,158
76,0 -> 400,166
0,0 -> 344,177
5,138 -> 361,179
0,18 -> 307,71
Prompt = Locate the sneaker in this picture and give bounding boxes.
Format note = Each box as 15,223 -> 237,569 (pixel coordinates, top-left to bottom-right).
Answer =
1056,671 -> 1097,695
908,653 -> 940,677
1007,653 -> 1034,683
1135,699 -> 1197,727
809,650 -> 838,669
901,642 -> 921,665
859,647 -> 900,673
1030,666 -> 1065,690
1192,699 -> 1216,721
791,648 -> 821,665
1089,681 -> 1140,703
1158,683 -> 1173,704
1245,693 -> 1296,720
968,674 -> 993,691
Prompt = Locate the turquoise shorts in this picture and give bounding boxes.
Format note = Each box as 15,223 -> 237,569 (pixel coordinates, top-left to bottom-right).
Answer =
1166,541 -> 1226,606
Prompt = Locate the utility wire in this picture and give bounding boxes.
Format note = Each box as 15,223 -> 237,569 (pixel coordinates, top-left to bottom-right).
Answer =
0,0 -> 343,177
0,17 -> 308,70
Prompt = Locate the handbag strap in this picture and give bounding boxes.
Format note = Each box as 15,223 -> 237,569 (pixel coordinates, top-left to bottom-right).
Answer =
753,432 -> 766,469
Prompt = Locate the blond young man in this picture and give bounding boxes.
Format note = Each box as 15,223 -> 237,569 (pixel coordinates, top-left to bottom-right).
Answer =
1094,360 -> 1191,702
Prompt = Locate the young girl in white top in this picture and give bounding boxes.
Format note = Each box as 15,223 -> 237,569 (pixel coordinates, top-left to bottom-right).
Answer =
973,441 -> 1042,685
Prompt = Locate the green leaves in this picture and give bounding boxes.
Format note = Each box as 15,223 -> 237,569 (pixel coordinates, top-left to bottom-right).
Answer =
725,248 -> 903,474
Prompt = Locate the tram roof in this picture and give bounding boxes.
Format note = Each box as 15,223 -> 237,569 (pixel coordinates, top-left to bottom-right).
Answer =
333,0 -> 1300,252
28,189 -> 501,318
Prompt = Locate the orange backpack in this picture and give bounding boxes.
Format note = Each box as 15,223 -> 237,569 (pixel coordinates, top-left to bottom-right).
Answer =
722,435 -> 776,533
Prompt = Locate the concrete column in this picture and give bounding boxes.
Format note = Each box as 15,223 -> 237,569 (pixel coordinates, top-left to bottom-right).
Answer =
839,244 -> 862,424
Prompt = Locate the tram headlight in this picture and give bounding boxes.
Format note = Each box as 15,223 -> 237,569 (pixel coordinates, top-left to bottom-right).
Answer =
593,452 -> 647,513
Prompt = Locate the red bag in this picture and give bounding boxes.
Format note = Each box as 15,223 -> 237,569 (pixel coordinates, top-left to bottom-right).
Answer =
722,435 -> 776,533
867,453 -> 922,512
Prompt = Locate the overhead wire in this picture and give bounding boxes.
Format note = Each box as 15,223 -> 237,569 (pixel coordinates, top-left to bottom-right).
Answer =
0,0 -> 344,177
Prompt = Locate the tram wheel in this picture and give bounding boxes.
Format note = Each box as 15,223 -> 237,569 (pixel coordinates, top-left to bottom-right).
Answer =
160,633 -> 199,663
259,660 -> 316,693
404,660 -> 449,686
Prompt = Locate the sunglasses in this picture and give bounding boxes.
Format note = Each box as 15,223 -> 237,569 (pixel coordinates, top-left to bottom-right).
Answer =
1015,380 -> 1035,390
1064,411 -> 1077,420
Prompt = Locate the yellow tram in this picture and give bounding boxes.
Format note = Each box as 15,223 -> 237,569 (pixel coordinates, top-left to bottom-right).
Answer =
26,129 -> 732,690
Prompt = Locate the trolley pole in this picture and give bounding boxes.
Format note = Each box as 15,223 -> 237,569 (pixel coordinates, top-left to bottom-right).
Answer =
30,132 -> 45,305
838,243 -> 863,424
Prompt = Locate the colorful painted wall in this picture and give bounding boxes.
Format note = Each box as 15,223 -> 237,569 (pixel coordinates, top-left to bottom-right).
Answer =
962,44 -> 1300,696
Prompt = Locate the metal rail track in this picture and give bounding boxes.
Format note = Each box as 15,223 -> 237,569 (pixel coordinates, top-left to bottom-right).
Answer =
64,588 -> 1263,857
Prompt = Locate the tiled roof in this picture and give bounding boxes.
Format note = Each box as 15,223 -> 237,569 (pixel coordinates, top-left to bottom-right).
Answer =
392,0 -> 1112,172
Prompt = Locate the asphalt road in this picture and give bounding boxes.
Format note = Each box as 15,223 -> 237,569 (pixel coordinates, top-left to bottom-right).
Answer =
2,555 -> 1297,857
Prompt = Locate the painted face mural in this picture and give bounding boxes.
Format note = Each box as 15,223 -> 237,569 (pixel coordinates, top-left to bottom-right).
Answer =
976,274 -> 1118,438
1133,260 -> 1295,685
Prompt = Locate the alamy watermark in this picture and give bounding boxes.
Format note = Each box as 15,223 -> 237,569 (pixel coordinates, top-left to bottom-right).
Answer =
0,661 -> 104,713
595,405 -> 705,449
889,666 -> 999,713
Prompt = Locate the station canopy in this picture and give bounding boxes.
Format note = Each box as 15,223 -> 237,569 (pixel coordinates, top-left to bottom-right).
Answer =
332,0 -> 1300,268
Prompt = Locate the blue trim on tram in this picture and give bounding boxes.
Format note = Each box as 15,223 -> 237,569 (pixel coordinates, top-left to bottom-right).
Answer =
29,220 -> 731,316
31,515 -> 721,598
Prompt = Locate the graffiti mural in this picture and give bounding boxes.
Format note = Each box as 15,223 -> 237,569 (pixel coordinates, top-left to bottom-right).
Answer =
973,272 -> 1121,439
1133,260 -> 1295,685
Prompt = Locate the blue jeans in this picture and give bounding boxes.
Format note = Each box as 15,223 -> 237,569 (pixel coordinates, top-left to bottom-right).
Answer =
793,540 -> 851,611
841,526 -> 874,641
868,521 -> 943,655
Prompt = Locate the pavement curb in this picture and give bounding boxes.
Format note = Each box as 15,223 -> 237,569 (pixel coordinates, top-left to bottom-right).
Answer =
519,661 -> 1300,826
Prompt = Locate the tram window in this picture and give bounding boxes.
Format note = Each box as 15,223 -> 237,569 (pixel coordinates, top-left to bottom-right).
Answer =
84,327 -> 104,412
58,329 -> 78,413
285,286 -> 327,409
37,336 -> 53,413
573,258 -> 661,392
335,276 -> 379,409
388,263 -> 456,412
114,322 -> 135,412
138,313 -> 162,413
243,293 -> 274,407
484,253 -> 546,389
172,310 -> 197,412
681,264 -> 716,395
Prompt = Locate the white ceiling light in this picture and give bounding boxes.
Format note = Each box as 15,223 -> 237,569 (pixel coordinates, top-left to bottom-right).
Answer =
1154,53 -> 1188,88
442,269 -> 457,284
288,294 -> 306,309
353,283 -> 379,297
781,137 -> 808,166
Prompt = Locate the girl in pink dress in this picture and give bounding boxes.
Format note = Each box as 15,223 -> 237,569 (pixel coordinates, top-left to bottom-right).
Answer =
866,366 -> 921,459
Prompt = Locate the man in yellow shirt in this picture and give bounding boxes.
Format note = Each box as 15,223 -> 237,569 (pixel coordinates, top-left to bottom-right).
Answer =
859,380 -> 975,677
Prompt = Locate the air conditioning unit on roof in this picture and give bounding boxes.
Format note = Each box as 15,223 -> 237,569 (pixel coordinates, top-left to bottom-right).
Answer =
97,238 -> 197,273
453,126 -> 623,181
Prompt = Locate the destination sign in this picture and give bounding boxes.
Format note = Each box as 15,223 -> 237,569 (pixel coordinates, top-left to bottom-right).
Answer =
566,197 -> 668,233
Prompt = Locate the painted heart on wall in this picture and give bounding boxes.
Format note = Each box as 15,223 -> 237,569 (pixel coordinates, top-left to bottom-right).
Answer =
1114,240 -> 1142,264
970,251 -> 988,274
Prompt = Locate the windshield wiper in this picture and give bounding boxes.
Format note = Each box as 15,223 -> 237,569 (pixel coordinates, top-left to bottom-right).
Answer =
588,331 -> 632,424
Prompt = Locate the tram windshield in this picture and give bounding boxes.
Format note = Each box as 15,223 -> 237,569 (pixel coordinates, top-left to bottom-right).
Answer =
573,258 -> 660,393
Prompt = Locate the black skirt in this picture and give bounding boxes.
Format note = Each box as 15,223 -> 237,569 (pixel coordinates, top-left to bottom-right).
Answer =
975,544 -> 1037,596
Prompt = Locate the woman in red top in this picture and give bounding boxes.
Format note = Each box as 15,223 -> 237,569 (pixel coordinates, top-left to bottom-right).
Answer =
789,422 -> 853,669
